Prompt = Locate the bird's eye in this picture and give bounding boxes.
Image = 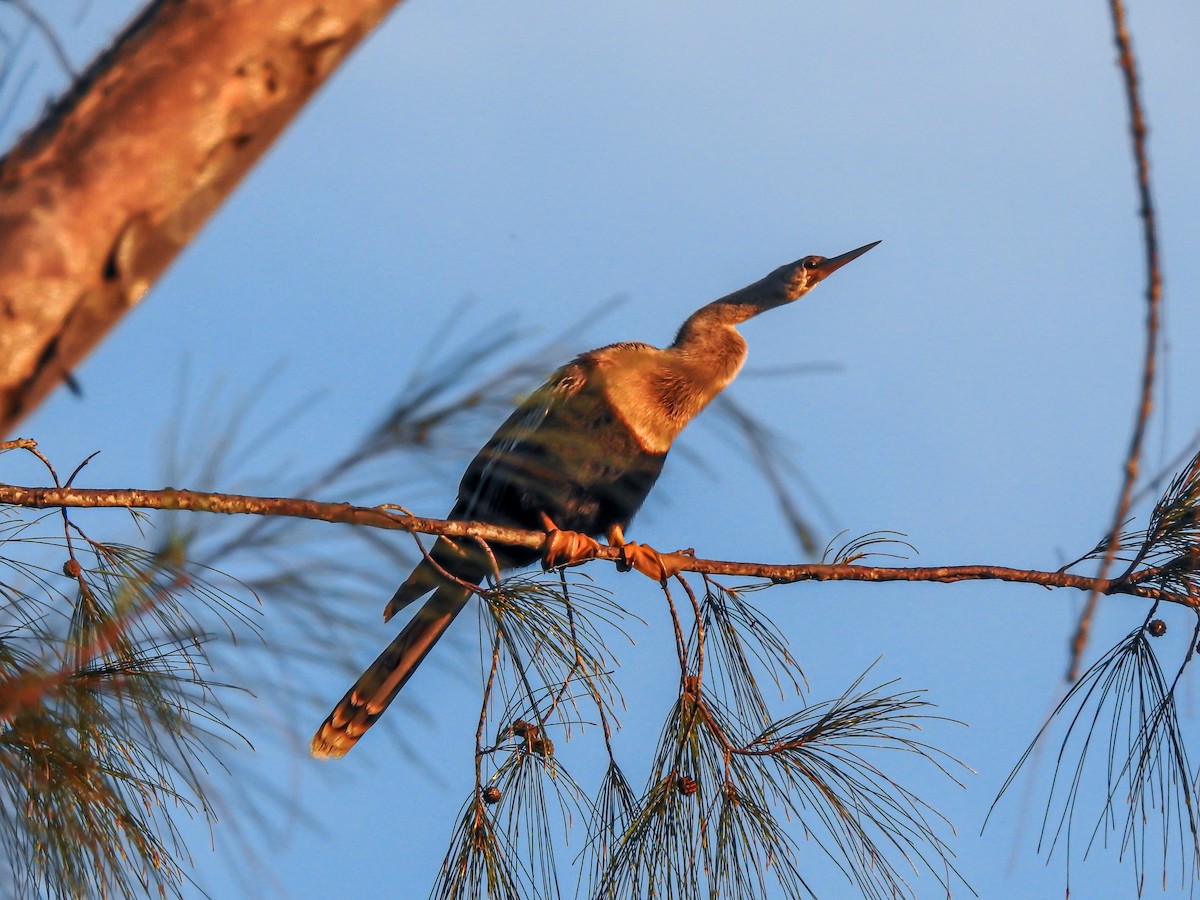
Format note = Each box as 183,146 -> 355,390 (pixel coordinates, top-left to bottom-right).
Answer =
802,256 -> 823,269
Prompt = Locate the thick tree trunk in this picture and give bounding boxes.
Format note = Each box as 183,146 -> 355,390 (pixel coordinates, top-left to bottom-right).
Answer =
0,0 -> 405,434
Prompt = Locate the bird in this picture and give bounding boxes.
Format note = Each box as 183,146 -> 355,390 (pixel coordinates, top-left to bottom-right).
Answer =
311,241 -> 879,758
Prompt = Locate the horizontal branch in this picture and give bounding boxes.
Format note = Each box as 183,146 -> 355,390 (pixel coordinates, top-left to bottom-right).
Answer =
0,481 -> 1187,608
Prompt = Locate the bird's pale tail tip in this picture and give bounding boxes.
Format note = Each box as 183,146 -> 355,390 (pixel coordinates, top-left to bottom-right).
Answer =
310,727 -> 353,760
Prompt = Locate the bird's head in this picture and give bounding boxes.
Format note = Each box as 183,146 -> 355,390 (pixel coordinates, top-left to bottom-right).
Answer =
672,239 -> 880,351
784,240 -> 881,300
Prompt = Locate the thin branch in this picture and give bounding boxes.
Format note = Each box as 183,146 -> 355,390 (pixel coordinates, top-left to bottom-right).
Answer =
0,481 -> 1189,607
1070,0 -> 1164,680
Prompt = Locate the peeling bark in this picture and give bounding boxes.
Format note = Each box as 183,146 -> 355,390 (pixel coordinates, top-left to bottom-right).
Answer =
0,0 -> 406,434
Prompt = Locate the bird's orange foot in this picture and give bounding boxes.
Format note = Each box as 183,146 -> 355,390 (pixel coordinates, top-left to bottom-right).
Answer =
616,542 -> 690,582
607,524 -> 691,583
541,514 -> 602,570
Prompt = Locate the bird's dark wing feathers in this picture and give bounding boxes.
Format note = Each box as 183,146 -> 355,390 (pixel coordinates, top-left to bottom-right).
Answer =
458,362 -> 590,520
455,352 -> 666,547
382,362 -> 592,621
385,353 -> 666,618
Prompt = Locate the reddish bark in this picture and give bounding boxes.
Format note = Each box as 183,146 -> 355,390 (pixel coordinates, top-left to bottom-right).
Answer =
0,0 -> 406,433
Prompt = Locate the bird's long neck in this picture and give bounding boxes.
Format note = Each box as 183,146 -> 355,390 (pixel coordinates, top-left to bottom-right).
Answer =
667,308 -> 750,401
599,311 -> 751,455
657,273 -> 804,408
601,264 -> 810,454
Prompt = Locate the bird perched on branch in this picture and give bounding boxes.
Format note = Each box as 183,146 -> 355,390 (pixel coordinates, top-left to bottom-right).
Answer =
311,241 -> 879,758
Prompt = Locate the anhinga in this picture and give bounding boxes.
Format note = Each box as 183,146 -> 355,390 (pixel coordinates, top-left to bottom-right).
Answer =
311,241 -> 879,758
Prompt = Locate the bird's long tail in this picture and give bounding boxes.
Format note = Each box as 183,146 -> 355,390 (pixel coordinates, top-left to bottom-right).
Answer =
310,583 -> 472,758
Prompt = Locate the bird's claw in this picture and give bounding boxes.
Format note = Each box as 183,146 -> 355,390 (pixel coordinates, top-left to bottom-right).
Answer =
616,542 -> 689,582
541,528 -> 602,570
540,516 -> 691,580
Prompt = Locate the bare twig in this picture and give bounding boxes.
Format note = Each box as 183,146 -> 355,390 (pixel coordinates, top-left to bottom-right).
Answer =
1069,0 -> 1163,680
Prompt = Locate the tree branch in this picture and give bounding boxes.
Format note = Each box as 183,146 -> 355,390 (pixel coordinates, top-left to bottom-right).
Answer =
1070,0 -> 1165,678
0,480 -> 1187,608
0,0 -> 407,434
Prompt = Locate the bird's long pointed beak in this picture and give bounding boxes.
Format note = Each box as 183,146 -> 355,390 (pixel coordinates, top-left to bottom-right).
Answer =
815,240 -> 881,276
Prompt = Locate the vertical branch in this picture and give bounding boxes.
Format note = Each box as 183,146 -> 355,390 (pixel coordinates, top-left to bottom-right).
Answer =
474,612 -> 504,804
1069,0 -> 1162,680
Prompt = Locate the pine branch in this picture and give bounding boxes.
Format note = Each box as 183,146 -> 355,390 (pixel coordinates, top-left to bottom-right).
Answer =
0,479 -> 1191,608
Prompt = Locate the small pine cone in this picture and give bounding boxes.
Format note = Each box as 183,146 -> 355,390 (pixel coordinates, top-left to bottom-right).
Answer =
1147,619 -> 1167,638
677,775 -> 698,796
482,786 -> 502,804
63,558 -> 82,578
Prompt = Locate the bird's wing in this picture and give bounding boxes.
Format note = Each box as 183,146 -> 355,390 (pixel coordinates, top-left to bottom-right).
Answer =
382,536 -> 471,621
381,360 -> 591,621
456,358 -> 591,520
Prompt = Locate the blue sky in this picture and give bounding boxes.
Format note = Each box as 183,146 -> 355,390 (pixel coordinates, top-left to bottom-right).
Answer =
5,1 -> 1200,897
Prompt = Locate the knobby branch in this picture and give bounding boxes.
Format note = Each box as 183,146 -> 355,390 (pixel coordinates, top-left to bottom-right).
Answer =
0,482 -> 1186,608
